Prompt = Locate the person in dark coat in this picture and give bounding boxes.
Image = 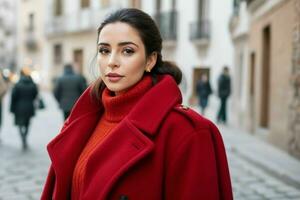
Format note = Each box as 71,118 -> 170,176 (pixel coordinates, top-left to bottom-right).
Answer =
196,73 -> 212,115
217,66 -> 231,124
53,64 -> 87,120
10,69 -> 38,150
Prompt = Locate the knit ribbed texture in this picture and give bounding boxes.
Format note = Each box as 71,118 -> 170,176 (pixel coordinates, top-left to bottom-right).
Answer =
71,76 -> 152,199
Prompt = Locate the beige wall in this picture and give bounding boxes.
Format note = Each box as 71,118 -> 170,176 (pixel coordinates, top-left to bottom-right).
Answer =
48,31 -> 98,86
248,0 -> 295,150
17,0 -> 46,73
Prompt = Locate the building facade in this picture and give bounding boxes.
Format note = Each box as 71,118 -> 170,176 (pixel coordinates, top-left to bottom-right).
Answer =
0,0 -> 16,71
18,0 -> 234,99
229,0 -> 250,129
231,0 -> 300,158
16,0 -> 47,85
288,0 -> 300,158
143,0 -> 234,104
44,0 -> 145,87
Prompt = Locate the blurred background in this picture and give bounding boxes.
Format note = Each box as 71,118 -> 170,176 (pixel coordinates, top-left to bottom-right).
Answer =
0,0 -> 300,199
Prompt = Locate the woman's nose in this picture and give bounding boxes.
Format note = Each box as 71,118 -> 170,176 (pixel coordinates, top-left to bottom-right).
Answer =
108,53 -> 120,68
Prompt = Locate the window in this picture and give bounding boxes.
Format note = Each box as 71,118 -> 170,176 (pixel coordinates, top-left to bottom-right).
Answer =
5,30 -> 12,36
81,0 -> 90,8
198,0 -> 205,20
28,13 -> 34,31
54,44 -> 62,64
100,0 -> 110,8
55,0 -> 63,16
73,49 -> 83,74
172,0 -> 176,10
233,0 -> 241,15
156,0 -> 161,12
129,0 -> 141,9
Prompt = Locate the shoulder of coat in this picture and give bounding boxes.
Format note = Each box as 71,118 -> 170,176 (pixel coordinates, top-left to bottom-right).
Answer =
171,104 -> 211,130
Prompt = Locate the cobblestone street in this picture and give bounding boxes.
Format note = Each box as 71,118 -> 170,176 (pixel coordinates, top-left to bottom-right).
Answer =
0,91 -> 300,199
228,143 -> 300,199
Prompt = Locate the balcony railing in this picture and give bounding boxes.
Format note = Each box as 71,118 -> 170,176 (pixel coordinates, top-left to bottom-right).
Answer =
155,10 -> 178,42
246,0 -> 267,12
45,8 -> 116,37
0,17 -> 14,32
189,20 -> 210,46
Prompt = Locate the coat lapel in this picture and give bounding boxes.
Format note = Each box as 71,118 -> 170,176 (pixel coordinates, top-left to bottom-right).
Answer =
82,118 -> 154,199
47,87 -> 103,199
47,110 -> 102,199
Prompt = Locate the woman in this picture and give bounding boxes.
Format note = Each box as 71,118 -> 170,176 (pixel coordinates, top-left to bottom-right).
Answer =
42,8 -> 232,200
10,68 -> 38,150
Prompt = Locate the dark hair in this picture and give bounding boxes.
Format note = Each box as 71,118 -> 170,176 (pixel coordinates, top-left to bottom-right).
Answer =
91,8 -> 182,100
64,63 -> 74,73
64,63 -> 73,70
223,66 -> 229,73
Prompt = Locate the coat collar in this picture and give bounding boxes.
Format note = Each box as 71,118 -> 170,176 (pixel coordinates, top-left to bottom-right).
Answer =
64,74 -> 182,136
128,75 -> 182,135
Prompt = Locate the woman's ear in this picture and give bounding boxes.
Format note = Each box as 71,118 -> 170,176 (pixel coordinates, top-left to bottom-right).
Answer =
145,52 -> 158,72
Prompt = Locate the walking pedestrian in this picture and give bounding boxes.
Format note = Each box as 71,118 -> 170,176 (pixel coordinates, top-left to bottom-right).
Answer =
53,63 -> 87,120
217,66 -> 231,124
10,68 -> 38,150
42,8 -> 232,200
196,73 -> 212,115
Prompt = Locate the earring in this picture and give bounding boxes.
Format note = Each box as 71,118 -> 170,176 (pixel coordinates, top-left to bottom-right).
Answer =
145,68 -> 151,72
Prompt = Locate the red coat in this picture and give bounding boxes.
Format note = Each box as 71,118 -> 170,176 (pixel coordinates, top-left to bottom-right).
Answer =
41,75 -> 233,200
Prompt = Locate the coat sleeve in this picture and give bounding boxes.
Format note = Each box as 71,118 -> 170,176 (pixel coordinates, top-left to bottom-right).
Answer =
164,126 -> 233,200
10,85 -> 18,113
53,79 -> 61,102
79,76 -> 87,93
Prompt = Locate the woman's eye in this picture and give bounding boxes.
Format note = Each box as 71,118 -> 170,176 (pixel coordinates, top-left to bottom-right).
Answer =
98,48 -> 110,55
123,48 -> 134,55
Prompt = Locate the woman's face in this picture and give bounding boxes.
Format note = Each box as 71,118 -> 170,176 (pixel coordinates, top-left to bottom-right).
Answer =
97,22 -> 156,95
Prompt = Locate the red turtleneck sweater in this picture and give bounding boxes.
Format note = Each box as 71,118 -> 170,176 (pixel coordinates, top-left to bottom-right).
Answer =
71,76 -> 152,199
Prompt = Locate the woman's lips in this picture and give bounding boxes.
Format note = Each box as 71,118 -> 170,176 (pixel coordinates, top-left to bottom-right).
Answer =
106,73 -> 124,82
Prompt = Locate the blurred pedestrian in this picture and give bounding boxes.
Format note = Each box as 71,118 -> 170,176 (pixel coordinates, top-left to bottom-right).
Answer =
10,68 -> 38,150
217,66 -> 231,124
196,73 -> 212,115
53,63 -> 87,120
0,70 -> 8,142
42,8 -> 232,200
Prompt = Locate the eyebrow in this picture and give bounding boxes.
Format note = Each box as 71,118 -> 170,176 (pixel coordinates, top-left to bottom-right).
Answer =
98,41 -> 139,48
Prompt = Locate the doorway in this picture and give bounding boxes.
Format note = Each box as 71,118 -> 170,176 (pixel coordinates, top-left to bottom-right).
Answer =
260,25 -> 271,128
192,67 -> 210,96
249,52 -> 256,132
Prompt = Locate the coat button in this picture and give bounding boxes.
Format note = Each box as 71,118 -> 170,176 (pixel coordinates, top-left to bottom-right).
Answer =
180,105 -> 189,110
120,195 -> 129,200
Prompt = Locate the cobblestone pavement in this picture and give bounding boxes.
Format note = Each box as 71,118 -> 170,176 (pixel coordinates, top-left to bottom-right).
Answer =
0,91 -> 300,199
228,149 -> 300,199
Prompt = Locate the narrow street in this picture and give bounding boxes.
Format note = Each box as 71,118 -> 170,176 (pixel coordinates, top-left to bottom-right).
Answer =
0,91 -> 299,199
